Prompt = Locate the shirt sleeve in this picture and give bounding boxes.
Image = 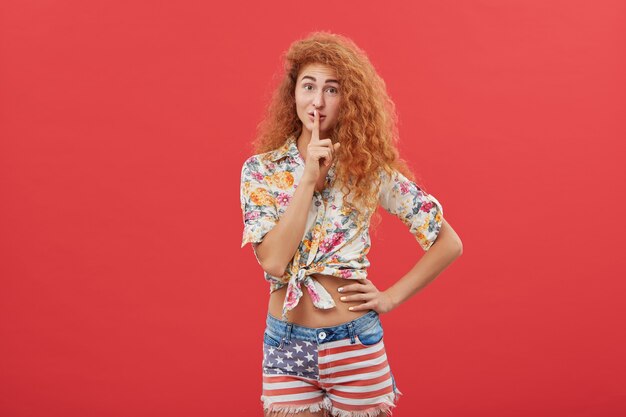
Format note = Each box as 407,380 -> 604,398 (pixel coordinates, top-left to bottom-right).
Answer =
378,168 -> 444,251
240,157 -> 279,249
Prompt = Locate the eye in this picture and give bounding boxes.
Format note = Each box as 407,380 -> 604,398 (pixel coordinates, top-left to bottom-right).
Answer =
303,83 -> 314,91
326,87 -> 339,94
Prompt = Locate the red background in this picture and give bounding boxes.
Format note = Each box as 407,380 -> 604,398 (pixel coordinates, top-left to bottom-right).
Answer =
1,1 -> 625,416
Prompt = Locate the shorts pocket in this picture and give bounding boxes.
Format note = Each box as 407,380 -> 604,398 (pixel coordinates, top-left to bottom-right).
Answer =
263,329 -> 282,348
356,319 -> 384,346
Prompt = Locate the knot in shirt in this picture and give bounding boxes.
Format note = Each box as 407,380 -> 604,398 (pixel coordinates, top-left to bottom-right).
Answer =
240,135 -> 445,323
282,263 -> 336,321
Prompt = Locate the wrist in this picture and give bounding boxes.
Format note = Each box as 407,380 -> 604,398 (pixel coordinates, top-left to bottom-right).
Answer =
383,289 -> 400,311
300,174 -> 317,188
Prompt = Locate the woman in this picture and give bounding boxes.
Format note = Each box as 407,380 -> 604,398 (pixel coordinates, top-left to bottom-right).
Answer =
240,31 -> 463,417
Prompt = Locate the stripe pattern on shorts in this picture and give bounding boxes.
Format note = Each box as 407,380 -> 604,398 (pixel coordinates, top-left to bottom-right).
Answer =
318,336 -> 400,414
261,335 -> 401,415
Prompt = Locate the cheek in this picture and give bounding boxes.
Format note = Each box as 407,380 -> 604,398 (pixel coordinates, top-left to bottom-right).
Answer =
296,99 -> 308,114
293,92 -> 302,108
293,101 -> 303,117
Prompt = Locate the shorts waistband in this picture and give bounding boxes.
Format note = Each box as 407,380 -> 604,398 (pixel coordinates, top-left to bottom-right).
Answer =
265,310 -> 380,347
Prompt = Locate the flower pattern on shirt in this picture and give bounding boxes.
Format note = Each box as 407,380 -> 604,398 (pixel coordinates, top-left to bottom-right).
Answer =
240,135 -> 444,321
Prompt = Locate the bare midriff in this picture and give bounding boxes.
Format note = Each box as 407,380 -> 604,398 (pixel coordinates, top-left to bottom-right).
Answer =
268,273 -> 371,328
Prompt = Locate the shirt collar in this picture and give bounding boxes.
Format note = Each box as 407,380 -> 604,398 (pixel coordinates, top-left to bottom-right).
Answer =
268,135 -> 299,162
269,135 -> 338,187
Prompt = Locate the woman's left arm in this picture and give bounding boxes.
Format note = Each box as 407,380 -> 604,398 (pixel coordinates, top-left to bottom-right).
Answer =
382,217 -> 462,311
338,218 -> 462,314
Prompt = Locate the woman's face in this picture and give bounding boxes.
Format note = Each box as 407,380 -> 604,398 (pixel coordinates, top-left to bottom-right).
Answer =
295,62 -> 341,138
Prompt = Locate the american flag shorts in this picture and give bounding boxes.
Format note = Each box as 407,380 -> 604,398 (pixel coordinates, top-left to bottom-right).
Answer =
261,310 -> 403,417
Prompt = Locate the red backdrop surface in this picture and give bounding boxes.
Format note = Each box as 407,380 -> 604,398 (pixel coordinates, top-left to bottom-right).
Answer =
1,1 -> 625,416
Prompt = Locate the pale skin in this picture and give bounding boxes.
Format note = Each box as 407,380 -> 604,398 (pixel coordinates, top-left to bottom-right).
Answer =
262,62 -> 462,417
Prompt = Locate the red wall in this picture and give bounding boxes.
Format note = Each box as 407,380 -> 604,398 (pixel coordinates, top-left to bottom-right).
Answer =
1,1 -> 625,416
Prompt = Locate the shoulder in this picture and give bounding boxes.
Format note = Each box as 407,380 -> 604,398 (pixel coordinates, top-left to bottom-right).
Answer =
241,151 -> 272,172
376,166 -> 402,191
241,151 -> 285,185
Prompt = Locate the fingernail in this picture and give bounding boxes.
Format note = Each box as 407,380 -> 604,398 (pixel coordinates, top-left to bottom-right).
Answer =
348,307 -> 353,311
340,296 -> 346,301
338,287 -> 343,292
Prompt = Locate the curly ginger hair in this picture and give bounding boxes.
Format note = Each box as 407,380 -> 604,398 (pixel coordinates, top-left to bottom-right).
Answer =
252,31 -> 426,230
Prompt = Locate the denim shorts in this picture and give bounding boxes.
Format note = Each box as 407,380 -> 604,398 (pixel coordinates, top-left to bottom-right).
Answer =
261,310 -> 403,417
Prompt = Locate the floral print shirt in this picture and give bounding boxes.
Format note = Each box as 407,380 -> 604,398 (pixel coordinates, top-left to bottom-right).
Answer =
240,135 -> 444,321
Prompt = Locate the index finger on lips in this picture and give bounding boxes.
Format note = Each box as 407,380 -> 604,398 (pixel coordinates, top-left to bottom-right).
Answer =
311,109 -> 320,142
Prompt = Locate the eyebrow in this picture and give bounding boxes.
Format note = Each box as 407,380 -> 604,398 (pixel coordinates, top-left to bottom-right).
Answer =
300,75 -> 340,84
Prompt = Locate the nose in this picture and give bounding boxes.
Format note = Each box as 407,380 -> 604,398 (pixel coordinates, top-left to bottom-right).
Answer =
313,92 -> 324,108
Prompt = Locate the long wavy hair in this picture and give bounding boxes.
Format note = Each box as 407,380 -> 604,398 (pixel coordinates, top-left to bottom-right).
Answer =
252,31 -> 426,231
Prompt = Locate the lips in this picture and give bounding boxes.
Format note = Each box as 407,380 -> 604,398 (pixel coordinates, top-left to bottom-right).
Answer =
308,112 -> 326,120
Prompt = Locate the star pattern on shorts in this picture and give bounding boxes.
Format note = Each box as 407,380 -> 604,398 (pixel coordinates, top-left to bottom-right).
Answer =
263,338 -> 318,377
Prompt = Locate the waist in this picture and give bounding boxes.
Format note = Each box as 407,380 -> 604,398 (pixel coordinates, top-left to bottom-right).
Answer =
268,273 -> 371,327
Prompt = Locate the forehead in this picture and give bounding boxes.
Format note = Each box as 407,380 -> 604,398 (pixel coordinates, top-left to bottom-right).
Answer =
298,63 -> 338,80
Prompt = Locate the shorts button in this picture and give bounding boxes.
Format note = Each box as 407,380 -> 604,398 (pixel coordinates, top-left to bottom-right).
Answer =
318,331 -> 326,340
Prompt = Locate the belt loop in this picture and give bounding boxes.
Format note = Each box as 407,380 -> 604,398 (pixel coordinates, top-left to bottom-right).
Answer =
347,322 -> 355,344
286,323 -> 293,344
280,322 -> 293,349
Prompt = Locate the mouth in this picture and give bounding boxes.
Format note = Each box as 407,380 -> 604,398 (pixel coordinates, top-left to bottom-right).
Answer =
308,112 -> 326,120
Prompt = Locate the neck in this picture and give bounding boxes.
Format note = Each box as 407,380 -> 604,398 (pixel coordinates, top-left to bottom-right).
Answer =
296,129 -> 312,160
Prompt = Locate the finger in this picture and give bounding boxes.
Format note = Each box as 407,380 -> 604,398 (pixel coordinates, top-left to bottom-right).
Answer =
348,302 -> 374,312
319,140 -> 334,165
337,284 -> 366,293
311,146 -> 332,167
357,279 -> 371,288
333,142 -> 341,154
311,109 -> 320,143
340,293 -> 374,302
311,149 -> 329,164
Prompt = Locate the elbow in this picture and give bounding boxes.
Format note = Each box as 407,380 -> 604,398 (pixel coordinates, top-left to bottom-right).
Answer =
254,240 -> 288,277
455,238 -> 463,257
262,260 -> 287,278
266,265 -> 287,278
439,218 -> 462,257
430,235 -> 462,257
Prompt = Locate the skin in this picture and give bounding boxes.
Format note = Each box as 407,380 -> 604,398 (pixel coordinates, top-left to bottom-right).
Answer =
266,63 -> 373,328
263,61 -> 463,417
265,62 -> 463,324
294,63 -> 342,192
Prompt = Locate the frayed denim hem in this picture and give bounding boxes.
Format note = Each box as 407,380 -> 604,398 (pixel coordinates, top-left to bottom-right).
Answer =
261,388 -> 402,417
328,389 -> 403,417
261,395 -> 333,416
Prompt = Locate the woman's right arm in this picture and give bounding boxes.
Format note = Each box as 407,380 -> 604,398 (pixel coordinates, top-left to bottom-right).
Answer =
253,176 -> 316,277
253,110 -> 340,277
